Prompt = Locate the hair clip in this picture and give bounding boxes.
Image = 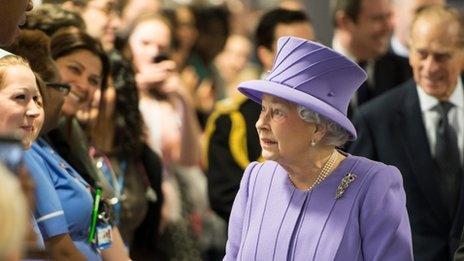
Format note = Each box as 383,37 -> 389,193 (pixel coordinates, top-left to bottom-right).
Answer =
335,173 -> 357,199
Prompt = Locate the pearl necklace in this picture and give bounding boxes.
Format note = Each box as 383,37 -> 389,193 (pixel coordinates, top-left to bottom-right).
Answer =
288,150 -> 338,192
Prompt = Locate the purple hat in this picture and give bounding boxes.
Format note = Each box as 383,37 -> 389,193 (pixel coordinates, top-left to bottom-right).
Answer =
238,37 -> 367,140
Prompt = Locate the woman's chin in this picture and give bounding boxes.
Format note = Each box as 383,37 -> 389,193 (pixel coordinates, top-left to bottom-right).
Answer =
21,139 -> 31,149
261,150 -> 277,161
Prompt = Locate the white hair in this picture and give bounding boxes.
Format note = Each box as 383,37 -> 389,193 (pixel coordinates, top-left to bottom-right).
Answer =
0,167 -> 28,260
297,105 -> 350,147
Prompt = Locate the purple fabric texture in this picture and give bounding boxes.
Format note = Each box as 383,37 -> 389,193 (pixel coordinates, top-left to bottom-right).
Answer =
238,37 -> 367,140
224,155 -> 413,261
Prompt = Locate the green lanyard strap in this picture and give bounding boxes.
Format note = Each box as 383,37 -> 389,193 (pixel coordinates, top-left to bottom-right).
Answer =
88,188 -> 102,243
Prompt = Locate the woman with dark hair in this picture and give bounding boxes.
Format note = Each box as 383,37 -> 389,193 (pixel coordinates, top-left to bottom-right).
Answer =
122,12 -> 215,260
46,30 -> 112,188
88,50 -> 164,259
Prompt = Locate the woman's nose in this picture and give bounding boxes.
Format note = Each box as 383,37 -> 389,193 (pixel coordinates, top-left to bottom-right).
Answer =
256,110 -> 269,131
73,81 -> 90,99
25,102 -> 41,118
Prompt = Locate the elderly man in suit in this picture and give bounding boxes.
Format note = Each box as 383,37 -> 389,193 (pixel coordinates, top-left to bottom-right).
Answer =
331,0 -> 412,112
349,5 -> 464,261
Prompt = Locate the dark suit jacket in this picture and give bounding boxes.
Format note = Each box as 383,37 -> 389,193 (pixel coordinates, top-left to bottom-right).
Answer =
349,78 -> 464,261
370,51 -> 412,96
347,50 -> 412,118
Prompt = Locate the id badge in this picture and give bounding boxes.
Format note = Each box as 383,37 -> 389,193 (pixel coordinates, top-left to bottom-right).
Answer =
96,223 -> 113,250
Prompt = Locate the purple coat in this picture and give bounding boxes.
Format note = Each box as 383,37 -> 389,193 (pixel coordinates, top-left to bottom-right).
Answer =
224,154 -> 413,261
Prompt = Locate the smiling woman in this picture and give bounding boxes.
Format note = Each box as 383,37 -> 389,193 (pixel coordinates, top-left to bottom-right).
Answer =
0,55 -> 44,149
50,30 -> 109,118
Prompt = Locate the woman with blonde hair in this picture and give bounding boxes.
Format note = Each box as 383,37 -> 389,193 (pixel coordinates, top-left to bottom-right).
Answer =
0,55 -> 43,261
0,55 -> 44,149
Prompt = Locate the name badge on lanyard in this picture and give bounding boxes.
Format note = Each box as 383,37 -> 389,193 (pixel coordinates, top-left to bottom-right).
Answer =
96,223 -> 112,249
88,188 -> 113,250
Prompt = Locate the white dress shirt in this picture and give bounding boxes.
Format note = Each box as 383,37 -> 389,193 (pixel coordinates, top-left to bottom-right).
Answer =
390,36 -> 409,58
417,77 -> 464,164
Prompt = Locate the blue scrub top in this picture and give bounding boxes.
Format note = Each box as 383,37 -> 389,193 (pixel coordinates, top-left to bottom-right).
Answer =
25,138 -> 101,261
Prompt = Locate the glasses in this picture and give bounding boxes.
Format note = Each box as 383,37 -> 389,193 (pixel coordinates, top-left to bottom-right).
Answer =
45,82 -> 71,96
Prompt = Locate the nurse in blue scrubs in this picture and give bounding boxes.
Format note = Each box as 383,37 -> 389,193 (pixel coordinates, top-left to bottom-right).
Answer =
25,140 -> 99,260
24,30 -> 128,260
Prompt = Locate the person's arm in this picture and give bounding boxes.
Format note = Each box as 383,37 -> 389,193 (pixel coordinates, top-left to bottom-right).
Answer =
45,235 -> 86,261
360,165 -> 413,261
101,227 -> 130,261
171,80 -> 202,166
136,61 -> 202,166
224,161 -> 258,261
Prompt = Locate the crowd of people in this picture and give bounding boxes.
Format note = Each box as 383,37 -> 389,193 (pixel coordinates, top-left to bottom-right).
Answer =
0,0 -> 462,260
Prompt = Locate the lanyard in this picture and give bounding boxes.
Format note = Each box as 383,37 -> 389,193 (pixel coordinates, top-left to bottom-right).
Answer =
88,187 -> 102,243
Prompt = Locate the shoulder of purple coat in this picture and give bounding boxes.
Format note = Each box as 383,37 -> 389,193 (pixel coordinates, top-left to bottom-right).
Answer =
349,155 -> 403,185
355,157 -> 413,260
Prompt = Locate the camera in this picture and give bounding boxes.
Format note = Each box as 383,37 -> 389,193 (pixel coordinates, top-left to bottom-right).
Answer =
152,53 -> 169,63
0,136 -> 24,173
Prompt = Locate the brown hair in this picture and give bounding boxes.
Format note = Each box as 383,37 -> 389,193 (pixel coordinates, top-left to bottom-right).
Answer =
3,29 -> 59,83
51,29 -> 111,91
330,0 -> 363,27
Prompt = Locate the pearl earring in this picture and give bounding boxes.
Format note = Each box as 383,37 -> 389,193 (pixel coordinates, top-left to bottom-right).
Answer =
311,140 -> 316,147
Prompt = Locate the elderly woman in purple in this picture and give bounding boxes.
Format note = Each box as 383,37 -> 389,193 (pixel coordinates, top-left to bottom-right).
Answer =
224,37 -> 413,261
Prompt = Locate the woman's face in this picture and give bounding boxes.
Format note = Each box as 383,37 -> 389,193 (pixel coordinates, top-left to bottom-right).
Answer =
55,49 -> 103,117
129,19 -> 171,72
0,65 -> 44,148
256,94 -> 315,164
175,7 -> 197,50
82,0 -> 121,51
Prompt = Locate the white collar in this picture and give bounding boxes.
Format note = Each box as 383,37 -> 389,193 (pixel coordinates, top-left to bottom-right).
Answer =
417,77 -> 464,112
390,36 -> 409,58
0,48 -> 12,58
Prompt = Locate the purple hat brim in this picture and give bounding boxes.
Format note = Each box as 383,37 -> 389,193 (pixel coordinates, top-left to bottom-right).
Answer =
238,80 -> 357,141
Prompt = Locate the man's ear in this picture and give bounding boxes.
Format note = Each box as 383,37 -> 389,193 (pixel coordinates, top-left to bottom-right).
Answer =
257,46 -> 275,72
335,10 -> 355,31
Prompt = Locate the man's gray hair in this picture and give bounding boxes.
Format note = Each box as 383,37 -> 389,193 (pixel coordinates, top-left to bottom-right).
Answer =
297,105 -> 350,147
